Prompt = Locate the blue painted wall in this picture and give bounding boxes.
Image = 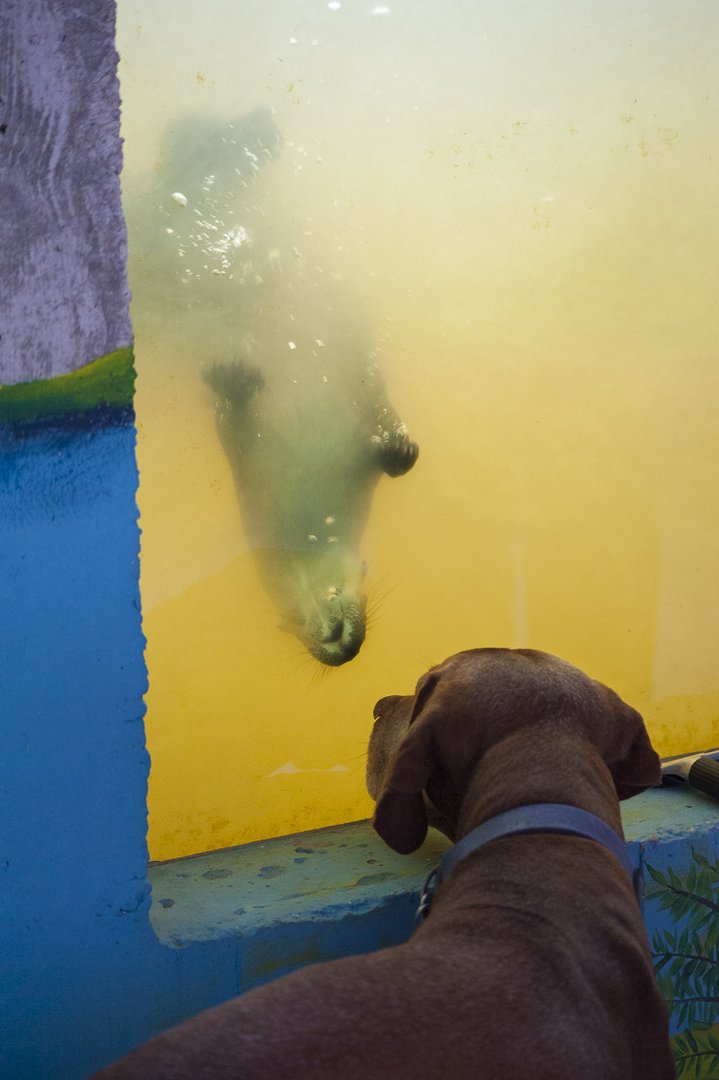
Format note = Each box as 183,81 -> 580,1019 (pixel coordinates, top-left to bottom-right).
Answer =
3,415 -> 152,1075
0,412 -> 248,1078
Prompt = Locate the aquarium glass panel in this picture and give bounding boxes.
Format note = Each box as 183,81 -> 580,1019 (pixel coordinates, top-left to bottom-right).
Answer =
117,1 -> 719,859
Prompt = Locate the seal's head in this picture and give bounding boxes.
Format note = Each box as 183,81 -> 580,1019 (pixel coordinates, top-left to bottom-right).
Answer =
256,548 -> 367,666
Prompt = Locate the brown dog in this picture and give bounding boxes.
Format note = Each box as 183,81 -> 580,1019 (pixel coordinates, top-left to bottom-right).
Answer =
95,648 -> 674,1079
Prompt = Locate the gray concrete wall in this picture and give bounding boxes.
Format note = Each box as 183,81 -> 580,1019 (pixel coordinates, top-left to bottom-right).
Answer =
0,0 -> 132,384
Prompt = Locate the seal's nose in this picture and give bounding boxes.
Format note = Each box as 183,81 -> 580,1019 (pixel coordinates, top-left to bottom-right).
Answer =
322,620 -> 344,643
307,604 -> 366,666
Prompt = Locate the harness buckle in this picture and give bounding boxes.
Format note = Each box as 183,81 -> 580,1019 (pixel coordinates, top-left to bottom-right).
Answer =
415,866 -> 440,927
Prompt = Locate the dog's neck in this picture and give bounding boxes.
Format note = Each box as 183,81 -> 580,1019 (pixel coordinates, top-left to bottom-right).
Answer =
456,728 -> 624,841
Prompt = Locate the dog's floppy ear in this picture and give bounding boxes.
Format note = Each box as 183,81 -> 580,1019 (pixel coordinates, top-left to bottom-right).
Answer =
596,686 -> 662,799
372,675 -> 439,854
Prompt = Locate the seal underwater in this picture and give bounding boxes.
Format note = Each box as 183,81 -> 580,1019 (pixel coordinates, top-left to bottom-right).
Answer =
200,132 -> 418,664
129,108 -> 418,664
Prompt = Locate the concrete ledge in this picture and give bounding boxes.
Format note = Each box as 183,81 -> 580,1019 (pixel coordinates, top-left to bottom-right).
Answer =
149,820 -> 448,991
148,788 -> 719,996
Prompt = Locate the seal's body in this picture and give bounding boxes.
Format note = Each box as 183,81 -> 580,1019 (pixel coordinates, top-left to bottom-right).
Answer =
129,109 -> 418,664
205,314 -> 417,665
124,110 -> 282,354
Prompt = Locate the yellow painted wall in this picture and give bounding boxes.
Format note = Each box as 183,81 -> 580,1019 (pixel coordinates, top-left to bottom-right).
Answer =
117,0 -> 719,861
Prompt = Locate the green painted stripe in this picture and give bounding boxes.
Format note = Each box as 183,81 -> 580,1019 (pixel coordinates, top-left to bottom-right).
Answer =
0,346 -> 136,423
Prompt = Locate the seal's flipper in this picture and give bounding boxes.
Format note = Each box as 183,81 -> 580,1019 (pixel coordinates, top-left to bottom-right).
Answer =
203,361 -> 264,416
372,420 -> 419,478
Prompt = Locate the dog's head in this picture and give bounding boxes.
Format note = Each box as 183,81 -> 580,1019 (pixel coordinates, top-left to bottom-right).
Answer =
367,648 -> 661,854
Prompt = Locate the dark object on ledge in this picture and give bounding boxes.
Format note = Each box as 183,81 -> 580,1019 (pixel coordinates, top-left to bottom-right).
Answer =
661,749 -> 719,801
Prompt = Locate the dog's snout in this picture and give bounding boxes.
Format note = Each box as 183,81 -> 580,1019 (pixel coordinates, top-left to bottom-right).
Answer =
373,695 -> 400,723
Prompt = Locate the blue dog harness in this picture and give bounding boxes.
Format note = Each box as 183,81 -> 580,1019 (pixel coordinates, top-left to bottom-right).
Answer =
416,802 -> 641,925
